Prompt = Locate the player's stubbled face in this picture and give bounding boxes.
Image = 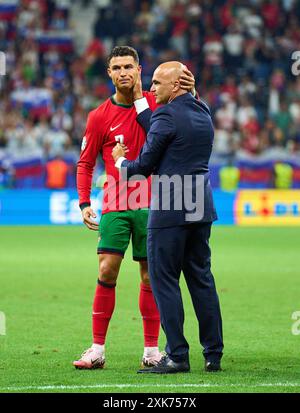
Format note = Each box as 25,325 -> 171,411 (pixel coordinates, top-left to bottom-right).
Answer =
108,56 -> 140,91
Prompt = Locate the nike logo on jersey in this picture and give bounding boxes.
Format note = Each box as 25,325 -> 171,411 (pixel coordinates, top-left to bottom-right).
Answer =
110,123 -> 122,132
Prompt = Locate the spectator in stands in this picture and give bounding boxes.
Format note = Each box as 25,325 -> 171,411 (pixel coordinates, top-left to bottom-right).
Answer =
272,100 -> 292,136
45,153 -> 69,189
289,97 -> 300,122
43,126 -> 71,159
215,99 -> 235,132
213,120 -> 240,161
223,24 -> 244,74
273,162 -> 293,189
219,163 -> 240,191
51,107 -> 73,133
236,97 -> 257,127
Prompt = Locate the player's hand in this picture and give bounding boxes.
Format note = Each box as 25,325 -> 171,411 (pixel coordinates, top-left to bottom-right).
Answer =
82,206 -> 99,231
179,68 -> 196,96
112,143 -> 128,162
133,72 -> 143,101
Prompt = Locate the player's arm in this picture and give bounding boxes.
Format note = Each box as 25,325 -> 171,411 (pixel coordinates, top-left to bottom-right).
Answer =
77,111 -> 103,231
112,107 -> 175,178
133,73 -> 153,132
135,100 -> 153,132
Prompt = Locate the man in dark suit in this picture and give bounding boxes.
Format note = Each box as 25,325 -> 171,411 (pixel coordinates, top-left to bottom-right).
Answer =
112,61 -> 223,374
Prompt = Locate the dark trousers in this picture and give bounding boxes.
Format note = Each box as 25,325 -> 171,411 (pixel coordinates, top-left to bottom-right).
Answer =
147,222 -> 223,363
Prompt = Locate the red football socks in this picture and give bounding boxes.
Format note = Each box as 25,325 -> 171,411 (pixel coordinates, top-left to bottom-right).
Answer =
139,282 -> 160,347
92,282 -> 116,345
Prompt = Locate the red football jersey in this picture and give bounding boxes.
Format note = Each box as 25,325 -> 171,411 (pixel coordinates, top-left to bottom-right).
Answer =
77,91 -> 158,214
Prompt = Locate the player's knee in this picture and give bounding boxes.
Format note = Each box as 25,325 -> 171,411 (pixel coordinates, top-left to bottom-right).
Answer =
140,271 -> 150,285
99,261 -> 118,284
139,261 -> 150,285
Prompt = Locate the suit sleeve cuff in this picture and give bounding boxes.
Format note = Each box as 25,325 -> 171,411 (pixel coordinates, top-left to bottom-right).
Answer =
115,156 -> 127,169
134,97 -> 149,115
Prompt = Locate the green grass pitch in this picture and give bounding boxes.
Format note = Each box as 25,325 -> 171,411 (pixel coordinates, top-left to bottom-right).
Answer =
0,225 -> 299,393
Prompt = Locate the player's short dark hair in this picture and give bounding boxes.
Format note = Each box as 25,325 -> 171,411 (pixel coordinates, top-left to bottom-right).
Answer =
107,46 -> 139,66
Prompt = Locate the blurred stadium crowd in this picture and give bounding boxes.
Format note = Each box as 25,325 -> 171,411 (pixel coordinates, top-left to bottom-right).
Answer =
0,0 -> 300,189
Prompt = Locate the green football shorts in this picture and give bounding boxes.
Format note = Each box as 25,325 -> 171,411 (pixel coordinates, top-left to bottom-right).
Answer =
97,209 -> 149,261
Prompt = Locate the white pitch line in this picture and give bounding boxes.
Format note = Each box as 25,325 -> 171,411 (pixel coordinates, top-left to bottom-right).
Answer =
1,383 -> 300,391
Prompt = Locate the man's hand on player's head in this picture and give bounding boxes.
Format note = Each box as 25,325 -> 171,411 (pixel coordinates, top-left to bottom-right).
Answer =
82,207 -> 99,231
112,143 -> 128,162
133,72 -> 143,101
179,68 -> 196,96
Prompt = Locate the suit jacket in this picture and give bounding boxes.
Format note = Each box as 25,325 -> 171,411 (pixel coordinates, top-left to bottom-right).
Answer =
121,93 -> 217,228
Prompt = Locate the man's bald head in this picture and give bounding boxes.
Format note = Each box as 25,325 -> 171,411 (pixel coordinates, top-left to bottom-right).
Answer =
151,61 -> 188,104
154,61 -> 186,83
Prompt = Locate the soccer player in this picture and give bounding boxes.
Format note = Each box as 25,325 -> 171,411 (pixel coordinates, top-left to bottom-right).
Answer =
73,46 -> 195,369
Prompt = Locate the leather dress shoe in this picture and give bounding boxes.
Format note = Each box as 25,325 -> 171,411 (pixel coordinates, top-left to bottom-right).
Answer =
137,355 -> 190,374
204,360 -> 221,372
